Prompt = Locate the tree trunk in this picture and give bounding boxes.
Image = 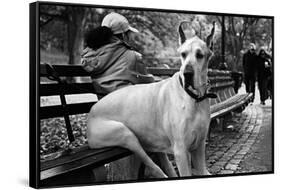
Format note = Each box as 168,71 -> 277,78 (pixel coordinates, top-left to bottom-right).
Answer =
221,16 -> 225,65
67,7 -> 86,82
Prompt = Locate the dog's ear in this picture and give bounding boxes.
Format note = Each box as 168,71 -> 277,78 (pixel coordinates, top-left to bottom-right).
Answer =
178,21 -> 196,45
206,21 -> 215,51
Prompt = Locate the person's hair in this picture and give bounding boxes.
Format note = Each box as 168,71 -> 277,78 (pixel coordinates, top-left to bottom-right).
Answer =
84,26 -> 113,50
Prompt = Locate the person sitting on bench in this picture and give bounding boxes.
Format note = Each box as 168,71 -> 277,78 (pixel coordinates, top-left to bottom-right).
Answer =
81,12 -> 155,99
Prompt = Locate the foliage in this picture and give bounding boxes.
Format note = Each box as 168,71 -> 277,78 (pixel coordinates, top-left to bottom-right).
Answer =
40,114 -> 88,160
40,4 -> 272,71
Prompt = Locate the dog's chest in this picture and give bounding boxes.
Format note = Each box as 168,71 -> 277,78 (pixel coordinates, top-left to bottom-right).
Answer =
192,107 -> 210,131
174,101 -> 210,142
190,102 -> 210,127
149,101 -> 211,152
186,102 -> 210,144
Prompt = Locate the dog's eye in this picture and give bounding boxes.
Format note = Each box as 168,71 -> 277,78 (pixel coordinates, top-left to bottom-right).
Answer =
181,52 -> 187,59
196,52 -> 204,59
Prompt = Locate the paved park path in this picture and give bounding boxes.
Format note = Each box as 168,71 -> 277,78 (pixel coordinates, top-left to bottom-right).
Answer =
206,83 -> 273,174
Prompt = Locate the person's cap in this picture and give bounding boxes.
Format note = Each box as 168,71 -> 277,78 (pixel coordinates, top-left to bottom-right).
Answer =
101,12 -> 139,34
249,43 -> 256,50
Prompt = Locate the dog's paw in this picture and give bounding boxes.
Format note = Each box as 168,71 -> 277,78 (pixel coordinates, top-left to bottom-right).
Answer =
192,169 -> 212,176
205,171 -> 212,175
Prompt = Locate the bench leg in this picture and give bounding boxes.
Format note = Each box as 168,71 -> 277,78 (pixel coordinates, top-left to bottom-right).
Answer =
138,162 -> 146,179
214,118 -> 224,132
207,124 -> 212,142
92,165 -> 108,182
208,119 -> 220,141
107,155 -> 142,181
215,117 -> 227,132
221,112 -> 234,131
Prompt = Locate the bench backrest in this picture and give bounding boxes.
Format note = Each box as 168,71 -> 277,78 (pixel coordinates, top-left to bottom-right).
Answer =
208,70 -> 236,106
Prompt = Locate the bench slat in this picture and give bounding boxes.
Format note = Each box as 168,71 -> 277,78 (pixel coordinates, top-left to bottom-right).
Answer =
41,146 -> 132,180
40,102 -> 96,119
208,70 -> 232,76
40,64 -> 90,77
39,80 -> 234,97
209,77 -> 233,84
40,65 -> 180,77
40,83 -> 94,96
210,81 -> 234,91
40,64 -> 235,78
211,93 -> 252,118
147,68 -> 179,76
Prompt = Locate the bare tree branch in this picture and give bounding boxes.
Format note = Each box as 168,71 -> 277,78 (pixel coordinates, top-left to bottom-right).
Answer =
40,17 -> 54,27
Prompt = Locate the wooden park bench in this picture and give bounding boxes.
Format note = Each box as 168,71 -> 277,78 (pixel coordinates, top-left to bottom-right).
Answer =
39,64 -> 252,187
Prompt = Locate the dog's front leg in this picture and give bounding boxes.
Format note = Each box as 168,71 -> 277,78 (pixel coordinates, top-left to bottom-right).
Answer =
191,141 -> 211,175
156,153 -> 178,177
173,143 -> 192,176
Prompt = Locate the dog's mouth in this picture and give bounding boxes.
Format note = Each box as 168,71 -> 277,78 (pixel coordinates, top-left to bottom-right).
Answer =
182,71 -> 204,95
184,72 -> 194,89
179,70 -> 217,102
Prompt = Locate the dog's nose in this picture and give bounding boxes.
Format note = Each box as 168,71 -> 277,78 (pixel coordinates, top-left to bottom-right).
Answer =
184,64 -> 193,73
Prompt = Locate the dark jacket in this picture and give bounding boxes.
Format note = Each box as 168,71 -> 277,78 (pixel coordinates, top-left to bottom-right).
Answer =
81,36 -> 155,95
242,50 -> 258,78
257,52 -> 272,80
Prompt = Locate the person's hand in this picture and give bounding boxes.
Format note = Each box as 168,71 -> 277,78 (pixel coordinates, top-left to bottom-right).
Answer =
265,61 -> 270,68
81,58 -> 99,72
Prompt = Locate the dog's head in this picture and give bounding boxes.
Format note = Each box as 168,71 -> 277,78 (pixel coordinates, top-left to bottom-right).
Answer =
178,21 -> 215,95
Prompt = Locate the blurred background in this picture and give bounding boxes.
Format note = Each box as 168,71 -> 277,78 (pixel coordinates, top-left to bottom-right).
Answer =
40,4 -> 272,71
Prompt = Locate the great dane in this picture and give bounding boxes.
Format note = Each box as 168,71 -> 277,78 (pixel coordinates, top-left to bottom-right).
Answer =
87,21 -> 216,178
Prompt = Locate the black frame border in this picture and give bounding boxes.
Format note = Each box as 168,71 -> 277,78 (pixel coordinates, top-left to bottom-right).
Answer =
30,2 -> 41,189
29,1 -> 274,189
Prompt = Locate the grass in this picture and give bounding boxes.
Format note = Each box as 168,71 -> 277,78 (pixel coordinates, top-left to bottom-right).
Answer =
40,49 -> 68,65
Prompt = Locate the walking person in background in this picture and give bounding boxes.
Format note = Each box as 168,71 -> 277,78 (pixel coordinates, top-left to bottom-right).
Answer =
257,48 -> 272,105
267,66 -> 273,100
242,43 -> 258,102
81,12 -> 155,99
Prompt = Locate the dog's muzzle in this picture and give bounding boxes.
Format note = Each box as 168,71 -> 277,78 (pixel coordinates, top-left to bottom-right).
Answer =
179,73 -> 217,103
183,64 -> 195,88
184,72 -> 194,89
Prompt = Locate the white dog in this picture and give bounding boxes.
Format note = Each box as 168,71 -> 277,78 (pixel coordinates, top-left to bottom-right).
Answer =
87,21 -> 216,178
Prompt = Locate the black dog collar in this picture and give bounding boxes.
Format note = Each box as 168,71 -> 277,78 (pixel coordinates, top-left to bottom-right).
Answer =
179,75 -> 217,102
